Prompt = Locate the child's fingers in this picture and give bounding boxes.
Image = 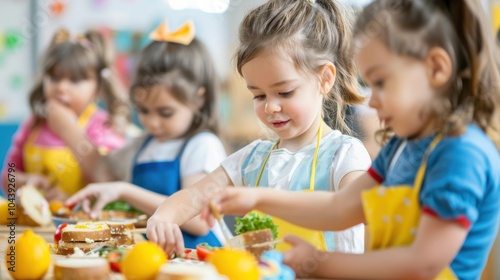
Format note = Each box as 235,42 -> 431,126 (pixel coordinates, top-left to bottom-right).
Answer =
173,226 -> 185,257
90,198 -> 108,219
283,234 -> 303,246
81,199 -> 91,214
146,225 -> 158,244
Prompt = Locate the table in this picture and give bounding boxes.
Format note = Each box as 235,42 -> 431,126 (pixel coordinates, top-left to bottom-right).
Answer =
0,226 -> 325,280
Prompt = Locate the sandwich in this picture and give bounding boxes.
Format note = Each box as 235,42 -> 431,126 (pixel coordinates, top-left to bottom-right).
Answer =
106,220 -> 135,246
228,211 -> 278,258
56,222 -> 113,255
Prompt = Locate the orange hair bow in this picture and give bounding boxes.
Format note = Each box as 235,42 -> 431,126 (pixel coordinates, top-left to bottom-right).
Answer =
149,20 -> 195,45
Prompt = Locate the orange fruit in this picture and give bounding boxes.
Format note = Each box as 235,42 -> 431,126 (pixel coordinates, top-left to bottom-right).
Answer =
121,241 -> 167,280
5,229 -> 51,280
0,197 -> 13,225
49,200 -> 64,214
208,248 -> 260,280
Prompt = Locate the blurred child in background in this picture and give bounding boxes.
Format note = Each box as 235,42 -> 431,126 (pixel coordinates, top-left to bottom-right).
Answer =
204,0 -> 500,279
146,0 -> 371,256
66,21 -> 227,248
1,29 -> 128,202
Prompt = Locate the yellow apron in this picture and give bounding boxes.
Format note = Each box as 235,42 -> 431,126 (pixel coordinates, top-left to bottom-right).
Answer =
361,135 -> 457,279
23,104 -> 97,196
254,124 -> 327,252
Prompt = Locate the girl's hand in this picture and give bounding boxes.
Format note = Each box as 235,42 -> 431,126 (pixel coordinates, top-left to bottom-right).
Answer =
200,187 -> 260,227
283,235 -> 324,278
65,182 -> 125,219
24,174 -> 51,190
45,99 -> 78,134
146,216 -> 185,257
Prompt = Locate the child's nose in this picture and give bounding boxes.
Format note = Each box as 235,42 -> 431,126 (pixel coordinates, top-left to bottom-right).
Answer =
264,99 -> 281,114
368,93 -> 379,109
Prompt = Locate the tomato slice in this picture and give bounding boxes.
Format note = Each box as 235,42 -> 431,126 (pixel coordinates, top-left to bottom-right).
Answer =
107,251 -> 123,273
54,223 -> 68,244
196,243 -> 214,261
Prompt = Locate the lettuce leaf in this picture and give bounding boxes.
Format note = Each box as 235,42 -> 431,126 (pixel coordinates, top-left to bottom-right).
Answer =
234,211 -> 278,239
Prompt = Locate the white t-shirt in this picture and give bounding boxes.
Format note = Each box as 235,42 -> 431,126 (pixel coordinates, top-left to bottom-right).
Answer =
221,131 -> 371,253
105,132 -> 227,182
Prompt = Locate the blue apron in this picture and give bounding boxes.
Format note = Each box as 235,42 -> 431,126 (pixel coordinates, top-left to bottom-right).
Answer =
131,135 -> 222,248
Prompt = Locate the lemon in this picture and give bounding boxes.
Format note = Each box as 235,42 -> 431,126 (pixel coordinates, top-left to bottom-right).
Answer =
121,241 -> 167,280
0,197 -> 13,225
5,229 -> 51,280
208,248 -> 260,280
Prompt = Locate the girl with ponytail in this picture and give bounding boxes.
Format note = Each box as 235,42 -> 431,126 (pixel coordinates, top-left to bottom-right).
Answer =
147,0 -> 371,256
1,29 -> 128,201
204,0 -> 500,279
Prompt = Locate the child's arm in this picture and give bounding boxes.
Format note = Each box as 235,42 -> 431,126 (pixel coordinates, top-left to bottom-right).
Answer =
67,176 -> 210,238
285,213 -> 467,279
206,172 -> 377,231
147,166 -> 231,253
45,100 -> 116,182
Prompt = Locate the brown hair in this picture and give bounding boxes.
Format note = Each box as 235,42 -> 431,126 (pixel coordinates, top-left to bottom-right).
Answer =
235,0 -> 365,135
28,29 -> 129,131
355,0 -> 500,150
131,38 -> 220,137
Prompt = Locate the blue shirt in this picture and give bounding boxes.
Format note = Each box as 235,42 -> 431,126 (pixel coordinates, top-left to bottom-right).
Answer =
370,125 -> 500,280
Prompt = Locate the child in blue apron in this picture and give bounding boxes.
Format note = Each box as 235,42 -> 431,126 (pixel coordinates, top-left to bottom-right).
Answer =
203,1 -> 500,279
146,0 -> 372,256
66,21 -> 226,249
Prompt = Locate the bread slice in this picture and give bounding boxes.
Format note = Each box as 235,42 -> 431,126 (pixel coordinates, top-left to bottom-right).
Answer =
105,220 -> 135,235
17,185 -> 52,226
157,263 -> 221,280
56,240 -> 114,255
111,233 -> 134,246
228,228 -> 274,259
53,258 -> 110,280
61,222 -> 111,242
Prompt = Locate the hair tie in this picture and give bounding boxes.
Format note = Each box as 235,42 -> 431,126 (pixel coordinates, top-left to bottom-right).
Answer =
149,20 -> 195,45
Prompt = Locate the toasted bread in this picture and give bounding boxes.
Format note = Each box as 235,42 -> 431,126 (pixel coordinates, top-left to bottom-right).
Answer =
111,233 -> 134,246
56,240 -> 114,255
157,263 -> 221,280
61,222 -> 111,242
105,220 -> 135,235
228,228 -> 274,258
53,258 -> 110,279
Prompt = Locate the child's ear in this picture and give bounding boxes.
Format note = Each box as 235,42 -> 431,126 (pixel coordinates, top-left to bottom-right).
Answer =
426,47 -> 452,89
194,87 -> 206,109
319,63 -> 336,95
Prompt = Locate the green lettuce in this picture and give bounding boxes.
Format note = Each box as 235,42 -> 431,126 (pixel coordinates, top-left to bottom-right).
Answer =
234,211 -> 278,239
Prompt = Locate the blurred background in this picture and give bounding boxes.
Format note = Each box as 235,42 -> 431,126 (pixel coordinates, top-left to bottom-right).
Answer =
0,1 -> 498,278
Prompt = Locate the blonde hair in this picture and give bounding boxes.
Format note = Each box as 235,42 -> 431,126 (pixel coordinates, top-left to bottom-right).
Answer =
355,0 -> 500,150
236,0 -> 365,135
29,29 -> 129,132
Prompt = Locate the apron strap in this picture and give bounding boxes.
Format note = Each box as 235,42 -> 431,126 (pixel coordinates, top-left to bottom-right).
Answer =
413,134 -> 443,196
131,135 -> 154,172
255,122 -> 323,192
77,103 -> 98,127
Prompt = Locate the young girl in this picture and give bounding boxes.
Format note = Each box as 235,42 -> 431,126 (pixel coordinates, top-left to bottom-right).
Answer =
204,0 -> 500,279
146,0 -> 371,256
66,21 -> 227,248
1,29 -> 128,202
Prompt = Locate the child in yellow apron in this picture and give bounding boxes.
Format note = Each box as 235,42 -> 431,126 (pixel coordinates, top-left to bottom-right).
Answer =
1,28 -> 127,200
250,124 -> 366,252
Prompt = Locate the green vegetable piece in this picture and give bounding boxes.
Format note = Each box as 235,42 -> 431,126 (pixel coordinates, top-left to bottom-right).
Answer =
103,201 -> 140,212
234,211 -> 278,239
